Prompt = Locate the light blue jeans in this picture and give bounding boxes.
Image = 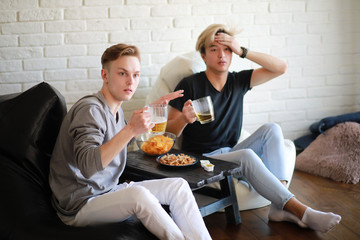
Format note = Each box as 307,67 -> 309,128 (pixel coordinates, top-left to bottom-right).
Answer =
204,123 -> 294,209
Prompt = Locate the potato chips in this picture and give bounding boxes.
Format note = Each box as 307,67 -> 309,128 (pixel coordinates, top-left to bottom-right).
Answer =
140,135 -> 174,155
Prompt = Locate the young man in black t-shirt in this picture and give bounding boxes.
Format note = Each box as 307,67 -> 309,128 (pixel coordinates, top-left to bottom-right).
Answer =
168,24 -> 289,182
167,24 -> 341,233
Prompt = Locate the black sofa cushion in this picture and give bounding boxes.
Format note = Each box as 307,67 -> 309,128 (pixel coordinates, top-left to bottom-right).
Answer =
0,82 -> 157,240
0,82 -> 67,188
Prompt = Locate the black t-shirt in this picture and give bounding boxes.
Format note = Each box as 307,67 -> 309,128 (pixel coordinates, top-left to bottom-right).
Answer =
169,70 -> 253,154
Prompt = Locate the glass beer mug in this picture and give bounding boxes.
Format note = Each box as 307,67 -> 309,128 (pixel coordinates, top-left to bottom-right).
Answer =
148,104 -> 168,134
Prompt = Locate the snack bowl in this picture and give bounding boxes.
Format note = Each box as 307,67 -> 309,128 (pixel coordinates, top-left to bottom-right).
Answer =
136,132 -> 176,156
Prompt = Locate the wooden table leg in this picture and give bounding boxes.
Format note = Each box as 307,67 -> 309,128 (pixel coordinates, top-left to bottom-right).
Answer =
220,175 -> 241,224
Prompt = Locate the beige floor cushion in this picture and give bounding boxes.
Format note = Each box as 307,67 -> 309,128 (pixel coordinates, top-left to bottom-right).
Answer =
296,122 -> 360,184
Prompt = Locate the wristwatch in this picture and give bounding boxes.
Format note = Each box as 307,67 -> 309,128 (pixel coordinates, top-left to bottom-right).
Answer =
240,47 -> 248,58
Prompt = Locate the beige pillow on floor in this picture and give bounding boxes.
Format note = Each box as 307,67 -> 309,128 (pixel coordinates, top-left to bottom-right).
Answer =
295,122 -> 360,184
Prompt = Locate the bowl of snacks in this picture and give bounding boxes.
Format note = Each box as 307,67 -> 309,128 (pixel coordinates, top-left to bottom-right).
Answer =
136,132 -> 176,156
156,153 -> 198,167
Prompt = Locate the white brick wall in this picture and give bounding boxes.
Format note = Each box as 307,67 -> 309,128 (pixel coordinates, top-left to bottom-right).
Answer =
1,0 -> 359,140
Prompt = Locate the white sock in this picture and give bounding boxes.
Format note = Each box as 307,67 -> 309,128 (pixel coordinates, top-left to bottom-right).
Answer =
268,204 -> 308,228
301,207 -> 341,233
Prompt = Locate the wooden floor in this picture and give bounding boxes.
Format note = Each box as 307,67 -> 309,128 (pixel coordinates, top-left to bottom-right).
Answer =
203,170 -> 360,240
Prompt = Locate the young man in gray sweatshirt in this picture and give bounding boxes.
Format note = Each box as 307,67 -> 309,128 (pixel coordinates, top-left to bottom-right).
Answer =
49,43 -> 212,240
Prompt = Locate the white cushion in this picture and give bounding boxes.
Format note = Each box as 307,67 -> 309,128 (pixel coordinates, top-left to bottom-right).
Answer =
146,51 -> 296,211
146,51 -> 243,104
146,52 -> 205,105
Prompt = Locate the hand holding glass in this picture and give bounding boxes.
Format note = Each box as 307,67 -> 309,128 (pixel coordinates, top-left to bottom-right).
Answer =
192,96 -> 215,124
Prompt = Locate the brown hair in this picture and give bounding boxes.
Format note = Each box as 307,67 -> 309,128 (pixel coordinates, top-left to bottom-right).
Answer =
101,43 -> 140,70
195,24 -> 237,55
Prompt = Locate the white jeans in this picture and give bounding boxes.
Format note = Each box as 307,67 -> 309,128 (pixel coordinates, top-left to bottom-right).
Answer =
67,178 -> 211,240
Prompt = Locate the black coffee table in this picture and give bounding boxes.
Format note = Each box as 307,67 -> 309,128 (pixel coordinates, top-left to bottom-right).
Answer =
121,149 -> 242,224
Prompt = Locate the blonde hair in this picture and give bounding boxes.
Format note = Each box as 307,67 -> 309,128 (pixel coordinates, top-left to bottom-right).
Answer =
101,43 -> 140,70
196,24 -> 237,54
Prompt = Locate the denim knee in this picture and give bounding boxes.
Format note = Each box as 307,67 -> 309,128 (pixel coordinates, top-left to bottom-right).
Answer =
261,123 -> 283,139
265,122 -> 281,133
237,149 -> 264,170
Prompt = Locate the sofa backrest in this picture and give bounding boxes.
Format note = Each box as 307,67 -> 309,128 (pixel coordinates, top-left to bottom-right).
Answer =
0,82 -> 67,188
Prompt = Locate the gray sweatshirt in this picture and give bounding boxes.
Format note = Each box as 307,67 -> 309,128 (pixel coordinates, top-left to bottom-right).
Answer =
49,92 -> 126,219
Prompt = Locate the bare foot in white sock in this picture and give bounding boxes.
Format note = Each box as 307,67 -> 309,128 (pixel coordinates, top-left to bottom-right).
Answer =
301,207 -> 341,233
268,205 -> 308,228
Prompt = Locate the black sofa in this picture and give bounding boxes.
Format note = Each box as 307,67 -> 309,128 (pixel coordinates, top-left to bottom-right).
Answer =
0,82 -> 157,240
